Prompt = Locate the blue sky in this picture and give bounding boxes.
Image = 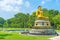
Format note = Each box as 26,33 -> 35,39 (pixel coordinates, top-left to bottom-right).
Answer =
0,0 -> 60,20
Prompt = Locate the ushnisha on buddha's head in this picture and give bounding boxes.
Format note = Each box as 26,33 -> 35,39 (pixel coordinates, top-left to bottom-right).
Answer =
38,6 -> 42,11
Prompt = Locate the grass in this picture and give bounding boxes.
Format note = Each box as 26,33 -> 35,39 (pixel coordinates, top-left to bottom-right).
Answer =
3,28 -> 30,30
55,30 -> 60,32
0,28 -> 58,40
2,28 -> 60,32
0,31 -> 54,40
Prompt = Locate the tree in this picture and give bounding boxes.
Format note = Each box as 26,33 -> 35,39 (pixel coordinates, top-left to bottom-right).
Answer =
3,7 -> 60,29
52,13 -> 60,29
27,12 -> 36,28
6,13 -> 30,28
3,21 -> 8,28
43,9 -> 59,27
0,17 -> 5,27
15,13 -> 29,28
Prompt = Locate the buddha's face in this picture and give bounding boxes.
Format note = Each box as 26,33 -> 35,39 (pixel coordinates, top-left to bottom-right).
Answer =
38,7 -> 42,11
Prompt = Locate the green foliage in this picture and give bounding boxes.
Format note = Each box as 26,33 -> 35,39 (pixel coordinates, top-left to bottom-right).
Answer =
3,21 -> 8,27
0,17 -> 5,27
43,9 -> 59,28
3,12 -> 36,28
1,7 -> 60,29
52,13 -> 60,29
0,31 -> 53,40
0,17 -> 5,24
28,12 -> 36,28
4,13 -> 30,28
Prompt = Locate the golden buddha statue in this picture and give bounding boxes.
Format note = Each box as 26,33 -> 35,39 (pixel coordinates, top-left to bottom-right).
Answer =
36,6 -> 44,18
36,6 -> 49,20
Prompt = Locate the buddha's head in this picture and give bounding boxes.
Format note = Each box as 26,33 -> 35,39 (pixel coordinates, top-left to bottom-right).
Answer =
38,6 -> 42,11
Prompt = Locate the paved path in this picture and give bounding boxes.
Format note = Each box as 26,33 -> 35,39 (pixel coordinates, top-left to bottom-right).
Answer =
48,32 -> 60,40
57,32 -> 60,35
48,36 -> 60,40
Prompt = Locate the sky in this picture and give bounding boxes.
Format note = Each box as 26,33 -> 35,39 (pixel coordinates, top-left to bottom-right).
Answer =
0,0 -> 60,20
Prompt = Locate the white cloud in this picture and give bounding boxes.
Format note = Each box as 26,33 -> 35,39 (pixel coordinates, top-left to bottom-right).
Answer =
16,0 -> 23,5
1,0 -> 23,5
14,7 -> 20,12
2,5 -> 13,11
0,0 -> 23,12
1,5 -> 20,12
25,1 -> 30,8
41,1 -> 45,5
41,0 -> 52,5
0,1 -> 6,7
0,0 -> 30,12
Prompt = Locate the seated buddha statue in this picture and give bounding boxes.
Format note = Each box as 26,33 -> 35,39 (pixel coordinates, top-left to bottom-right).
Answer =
36,6 -> 44,18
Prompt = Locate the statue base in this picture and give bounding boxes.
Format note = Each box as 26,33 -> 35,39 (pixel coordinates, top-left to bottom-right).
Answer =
29,17 -> 58,35
32,26 -> 52,29
29,29 -> 58,35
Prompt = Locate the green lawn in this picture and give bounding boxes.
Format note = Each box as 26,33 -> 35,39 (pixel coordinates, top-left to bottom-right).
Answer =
0,31 -> 54,40
0,28 -> 59,40
3,28 -> 30,30
55,30 -> 60,32
2,28 -> 60,32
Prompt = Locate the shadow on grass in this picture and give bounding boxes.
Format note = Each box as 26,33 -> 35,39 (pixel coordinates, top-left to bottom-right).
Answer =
0,34 -> 12,39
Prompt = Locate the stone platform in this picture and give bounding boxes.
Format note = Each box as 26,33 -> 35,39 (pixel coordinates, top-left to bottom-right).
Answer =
29,29 -> 58,35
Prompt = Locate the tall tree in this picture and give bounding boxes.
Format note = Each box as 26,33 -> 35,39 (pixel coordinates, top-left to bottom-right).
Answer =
0,17 -> 5,27
52,13 -> 60,29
